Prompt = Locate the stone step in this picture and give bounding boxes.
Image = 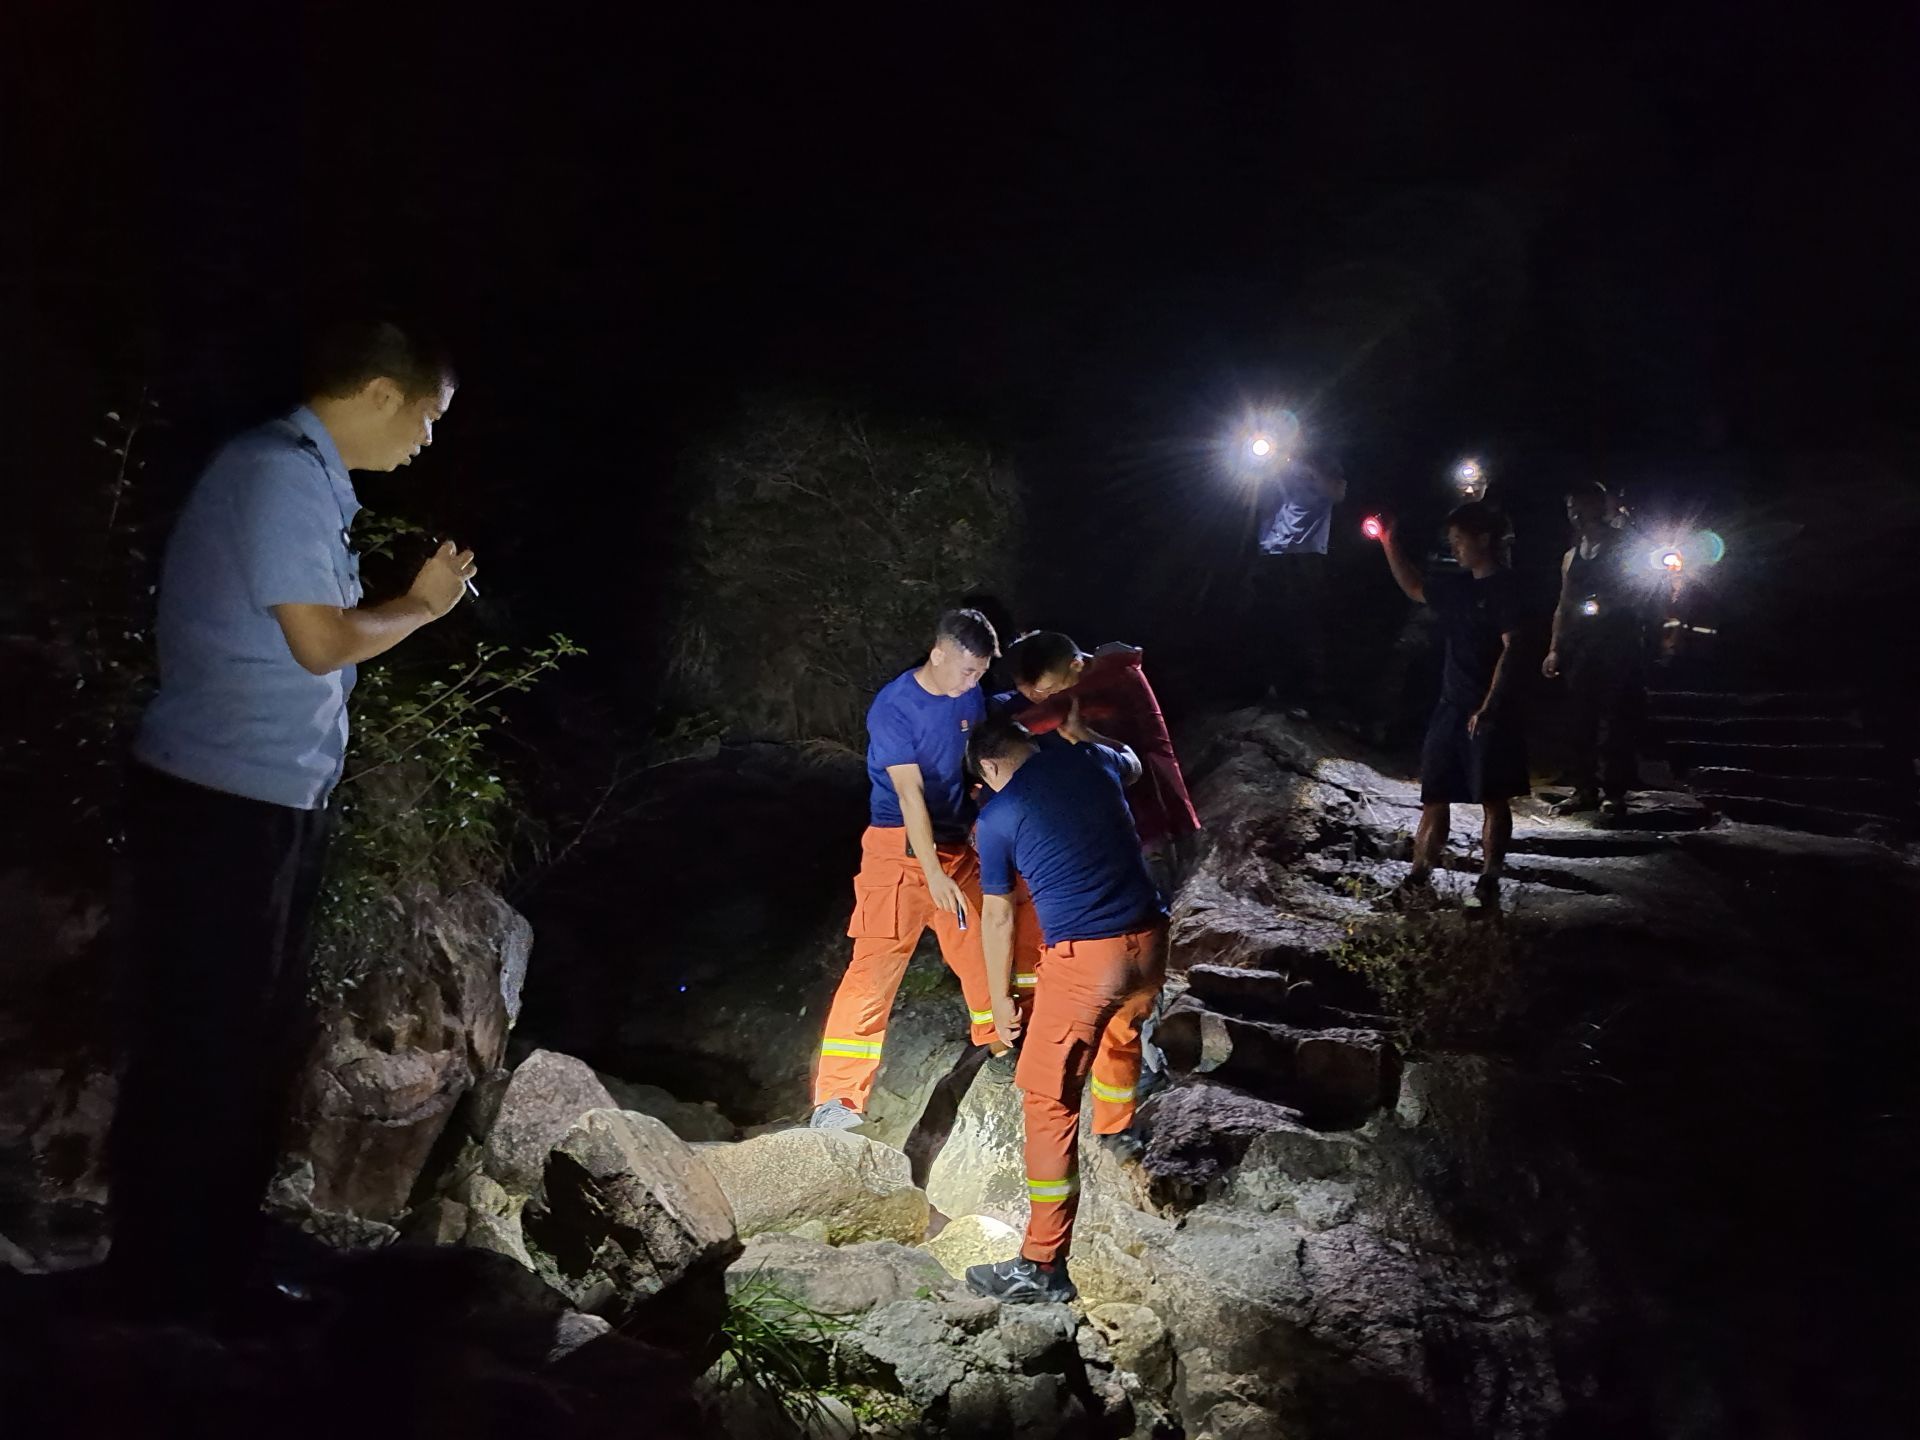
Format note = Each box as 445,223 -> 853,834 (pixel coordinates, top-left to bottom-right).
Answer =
1645,713 -> 1862,744
1646,689 -> 1862,718
1664,740 -> 1899,780
1156,999 -> 1399,1129
1181,965 -> 1322,1024
1688,767 -> 1914,819
1695,793 -> 1910,841
1507,831 -> 1676,858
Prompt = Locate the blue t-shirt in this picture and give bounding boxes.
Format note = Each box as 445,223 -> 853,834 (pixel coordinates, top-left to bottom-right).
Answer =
135,407 -> 364,810
865,668 -> 986,842
976,743 -> 1165,946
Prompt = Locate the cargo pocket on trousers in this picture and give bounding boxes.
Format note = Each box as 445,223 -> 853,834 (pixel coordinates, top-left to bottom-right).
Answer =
846,878 -> 902,940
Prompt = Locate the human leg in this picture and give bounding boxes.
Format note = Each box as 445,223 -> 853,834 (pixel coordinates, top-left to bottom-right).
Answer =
109,766 -> 329,1312
815,829 -> 927,1111
1089,930 -> 1168,1135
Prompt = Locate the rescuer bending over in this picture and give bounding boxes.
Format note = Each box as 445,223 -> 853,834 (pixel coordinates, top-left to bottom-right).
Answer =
962,706 -> 1169,1305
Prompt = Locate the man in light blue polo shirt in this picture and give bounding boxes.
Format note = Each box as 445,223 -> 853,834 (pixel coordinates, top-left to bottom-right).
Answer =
110,321 -> 474,1317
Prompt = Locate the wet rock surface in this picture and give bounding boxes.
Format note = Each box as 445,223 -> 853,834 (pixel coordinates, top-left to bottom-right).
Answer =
5,712 -> 1915,1437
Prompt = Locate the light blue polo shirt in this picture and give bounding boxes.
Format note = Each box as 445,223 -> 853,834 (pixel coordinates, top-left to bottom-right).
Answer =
134,407 -> 364,810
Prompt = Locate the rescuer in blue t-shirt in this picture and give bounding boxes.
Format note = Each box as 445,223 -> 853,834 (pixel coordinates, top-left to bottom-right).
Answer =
810,609 -> 1008,1130
961,706 -> 1169,1306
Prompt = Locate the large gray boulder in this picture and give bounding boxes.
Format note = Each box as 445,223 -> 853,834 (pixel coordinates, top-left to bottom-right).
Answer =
701,1129 -> 930,1245
835,1296 -> 1134,1439
727,1231 -> 958,1315
524,1108 -> 741,1343
483,1049 -> 618,1197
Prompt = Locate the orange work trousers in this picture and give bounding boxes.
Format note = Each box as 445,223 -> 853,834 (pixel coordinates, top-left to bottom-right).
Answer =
815,826 -> 998,1112
1013,923 -> 1168,1263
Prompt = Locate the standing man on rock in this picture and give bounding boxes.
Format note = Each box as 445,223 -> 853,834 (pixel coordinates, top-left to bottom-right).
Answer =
962,708 -> 1169,1305
1373,501 -> 1529,912
1543,481 -> 1646,825
111,322 -> 471,1316
811,609 -> 1005,1130
1252,452 -> 1348,707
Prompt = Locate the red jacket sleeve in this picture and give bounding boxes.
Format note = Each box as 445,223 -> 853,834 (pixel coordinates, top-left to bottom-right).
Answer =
1107,663 -> 1201,844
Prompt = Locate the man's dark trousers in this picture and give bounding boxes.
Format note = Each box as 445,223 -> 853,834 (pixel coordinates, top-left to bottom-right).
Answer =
108,764 -> 331,1312
1564,643 -> 1645,801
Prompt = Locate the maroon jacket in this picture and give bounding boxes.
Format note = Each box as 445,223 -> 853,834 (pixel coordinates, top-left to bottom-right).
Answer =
1016,645 -> 1201,847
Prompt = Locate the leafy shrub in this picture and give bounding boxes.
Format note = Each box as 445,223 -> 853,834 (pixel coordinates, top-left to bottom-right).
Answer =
4,396 -> 167,865
668,400 -> 1020,745
1331,909 -> 1537,1050
307,630 -> 583,1002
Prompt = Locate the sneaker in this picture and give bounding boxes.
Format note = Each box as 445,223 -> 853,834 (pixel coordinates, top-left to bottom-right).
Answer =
1595,799 -> 1628,827
808,1100 -> 864,1131
1551,790 -> 1600,818
965,1256 -> 1078,1305
1462,874 -> 1501,911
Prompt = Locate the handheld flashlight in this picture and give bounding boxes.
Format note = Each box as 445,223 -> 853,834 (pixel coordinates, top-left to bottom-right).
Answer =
1362,515 -> 1385,541
1581,597 -> 1601,617
1250,435 -> 1274,459
1452,458 -> 1487,497
1660,549 -> 1685,573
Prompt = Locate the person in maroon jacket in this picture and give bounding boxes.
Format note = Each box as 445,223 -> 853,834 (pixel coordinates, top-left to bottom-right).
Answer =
1001,632 -> 1202,899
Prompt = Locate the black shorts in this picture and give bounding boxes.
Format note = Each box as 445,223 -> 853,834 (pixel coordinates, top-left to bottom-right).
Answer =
1419,701 -> 1529,805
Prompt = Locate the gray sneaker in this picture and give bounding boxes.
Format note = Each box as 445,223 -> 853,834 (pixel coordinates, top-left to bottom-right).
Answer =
808,1100 -> 864,1131
966,1256 -> 1078,1305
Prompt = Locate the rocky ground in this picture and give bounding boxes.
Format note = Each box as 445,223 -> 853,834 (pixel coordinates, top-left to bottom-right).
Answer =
3,713 -> 1915,1437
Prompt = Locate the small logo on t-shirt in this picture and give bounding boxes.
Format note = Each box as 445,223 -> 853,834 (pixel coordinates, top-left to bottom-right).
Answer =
959,718 -> 970,731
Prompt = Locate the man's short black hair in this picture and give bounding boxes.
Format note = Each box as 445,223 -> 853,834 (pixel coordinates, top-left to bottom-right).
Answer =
1007,631 -> 1084,689
305,321 -> 457,402
1443,500 -> 1505,543
936,608 -> 999,660
966,712 -> 1035,779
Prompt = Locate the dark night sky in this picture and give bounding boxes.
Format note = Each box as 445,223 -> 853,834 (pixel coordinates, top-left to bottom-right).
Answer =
12,2 -> 1920,703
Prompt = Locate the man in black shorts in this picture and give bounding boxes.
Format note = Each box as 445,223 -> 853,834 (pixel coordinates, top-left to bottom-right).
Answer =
1375,502 -> 1528,910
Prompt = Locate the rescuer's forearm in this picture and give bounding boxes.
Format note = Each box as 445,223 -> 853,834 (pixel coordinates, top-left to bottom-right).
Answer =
894,777 -> 945,878
982,896 -> 1016,998
1481,637 -> 1517,713
1382,533 -> 1426,603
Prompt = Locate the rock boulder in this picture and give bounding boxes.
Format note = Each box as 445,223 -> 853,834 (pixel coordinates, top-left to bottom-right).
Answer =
701,1129 -> 930,1245
524,1109 -> 740,1348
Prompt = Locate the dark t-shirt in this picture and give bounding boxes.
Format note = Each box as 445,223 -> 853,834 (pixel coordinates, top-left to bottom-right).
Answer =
1427,570 -> 1525,709
1563,537 -> 1642,655
865,668 -> 985,842
976,743 -> 1165,946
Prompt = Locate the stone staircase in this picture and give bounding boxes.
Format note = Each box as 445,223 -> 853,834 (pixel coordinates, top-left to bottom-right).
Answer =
1647,689 -> 1916,839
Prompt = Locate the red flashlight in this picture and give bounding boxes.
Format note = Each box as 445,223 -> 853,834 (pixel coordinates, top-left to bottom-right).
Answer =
1362,515 -> 1384,540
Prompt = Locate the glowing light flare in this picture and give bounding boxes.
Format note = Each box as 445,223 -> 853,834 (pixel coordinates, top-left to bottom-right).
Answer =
1581,597 -> 1601,617
1660,549 -> 1685,573
1699,529 -> 1727,564
1452,458 -> 1484,489
1362,515 -> 1385,541
1250,435 -> 1273,458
